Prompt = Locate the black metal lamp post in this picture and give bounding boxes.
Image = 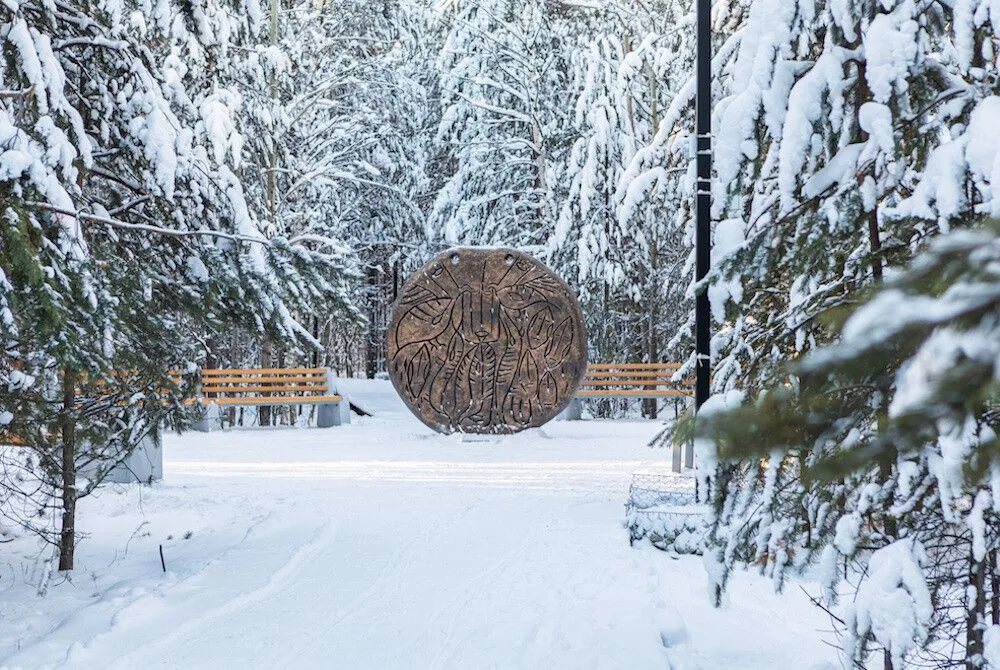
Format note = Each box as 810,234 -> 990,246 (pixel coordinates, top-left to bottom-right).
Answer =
692,0 -> 712,469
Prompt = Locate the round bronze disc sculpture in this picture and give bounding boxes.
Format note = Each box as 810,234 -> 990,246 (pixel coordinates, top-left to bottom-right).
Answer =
387,248 -> 588,434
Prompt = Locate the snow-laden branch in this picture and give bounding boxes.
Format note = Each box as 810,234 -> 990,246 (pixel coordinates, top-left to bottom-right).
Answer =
445,89 -> 533,123
0,86 -> 34,99
285,233 -> 351,254
26,202 -> 270,245
53,37 -> 128,51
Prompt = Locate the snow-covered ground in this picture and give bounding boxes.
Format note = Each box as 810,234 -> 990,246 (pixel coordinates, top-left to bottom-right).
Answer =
1,382 -> 837,669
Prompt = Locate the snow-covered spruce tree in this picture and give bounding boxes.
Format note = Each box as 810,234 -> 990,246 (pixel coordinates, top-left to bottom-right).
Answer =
700,222 -> 1000,668
706,0 -> 1000,394
689,0 -> 1000,666
548,0 -> 694,416
0,0 -> 353,570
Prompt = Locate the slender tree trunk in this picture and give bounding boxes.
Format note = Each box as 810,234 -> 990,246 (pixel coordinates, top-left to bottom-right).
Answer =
531,114 -> 546,196
260,338 -> 273,426
311,316 -> 319,368
855,56 -> 884,286
968,548 -> 988,669
990,549 -> 999,626
366,262 -> 379,379
276,349 -> 286,425
868,209 -> 883,283
267,0 -> 279,224
645,59 -> 659,131
644,237 -> 660,419
58,369 -> 78,571
206,335 -> 219,369
260,0 -> 279,430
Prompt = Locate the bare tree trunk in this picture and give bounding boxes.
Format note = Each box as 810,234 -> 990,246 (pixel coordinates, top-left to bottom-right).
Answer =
58,369 -> 78,571
260,338 -> 272,426
206,335 -> 220,369
531,114 -> 547,197
990,549 -> 999,626
644,236 -> 660,419
968,548 -> 987,670
311,316 -> 319,368
266,0 -> 279,225
366,263 -> 380,379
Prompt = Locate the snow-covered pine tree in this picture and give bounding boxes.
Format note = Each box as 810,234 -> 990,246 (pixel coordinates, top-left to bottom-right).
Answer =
693,0 -> 1000,667
701,221 -> 1000,668
0,0 -> 356,569
706,0 -> 1000,393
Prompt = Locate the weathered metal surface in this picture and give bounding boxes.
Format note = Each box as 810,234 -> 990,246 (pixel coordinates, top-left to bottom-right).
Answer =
387,248 -> 588,434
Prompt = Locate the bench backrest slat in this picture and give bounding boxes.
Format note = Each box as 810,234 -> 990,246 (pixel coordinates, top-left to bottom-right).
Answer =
587,362 -> 682,370
580,362 -> 695,398
201,367 -> 325,376
199,375 -> 326,385
199,367 -> 329,399
577,389 -> 692,398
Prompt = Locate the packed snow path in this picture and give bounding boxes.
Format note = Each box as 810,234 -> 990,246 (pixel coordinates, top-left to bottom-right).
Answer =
2,384 -> 835,669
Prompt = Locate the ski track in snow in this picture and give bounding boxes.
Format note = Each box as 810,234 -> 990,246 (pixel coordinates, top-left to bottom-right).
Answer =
0,395 -> 836,670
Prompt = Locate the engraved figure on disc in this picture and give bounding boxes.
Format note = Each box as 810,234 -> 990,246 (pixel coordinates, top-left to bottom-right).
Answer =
387,248 -> 588,434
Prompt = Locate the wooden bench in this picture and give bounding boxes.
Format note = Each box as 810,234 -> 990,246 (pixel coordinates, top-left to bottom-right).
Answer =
195,367 -> 348,430
577,363 -> 694,398
1,367 -> 349,445
562,362 -> 694,420
1,371 -> 188,446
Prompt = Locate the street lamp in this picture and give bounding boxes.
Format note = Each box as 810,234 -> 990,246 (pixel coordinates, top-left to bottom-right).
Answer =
693,0 -> 712,468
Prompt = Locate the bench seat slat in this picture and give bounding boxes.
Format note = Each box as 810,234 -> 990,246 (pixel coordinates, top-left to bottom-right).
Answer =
583,371 -> 687,379
580,383 -> 695,391
581,386 -> 694,392
204,395 -> 342,406
578,362 -> 696,399
202,384 -> 328,395
577,389 -> 692,398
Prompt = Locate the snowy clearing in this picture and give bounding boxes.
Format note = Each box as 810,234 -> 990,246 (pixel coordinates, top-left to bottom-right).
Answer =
2,384 -> 836,669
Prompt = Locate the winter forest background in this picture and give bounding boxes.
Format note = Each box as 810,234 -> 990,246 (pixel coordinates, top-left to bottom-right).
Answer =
2,0 -> 1000,668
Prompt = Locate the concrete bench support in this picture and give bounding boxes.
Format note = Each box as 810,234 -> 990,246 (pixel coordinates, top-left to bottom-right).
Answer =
105,431 -> 163,484
79,430 -> 163,484
193,402 -> 220,433
316,399 -> 350,427
556,397 -> 583,421
317,369 -> 350,427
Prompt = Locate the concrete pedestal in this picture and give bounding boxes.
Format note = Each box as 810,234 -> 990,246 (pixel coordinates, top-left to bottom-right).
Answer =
104,431 -> 163,483
193,402 -> 220,432
555,397 -> 583,421
78,431 -> 163,485
317,400 -> 350,427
